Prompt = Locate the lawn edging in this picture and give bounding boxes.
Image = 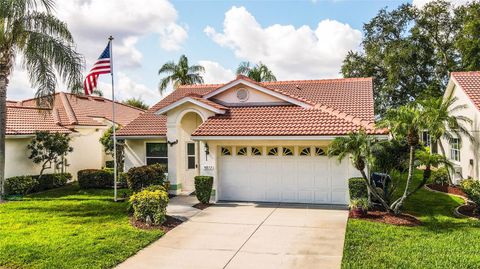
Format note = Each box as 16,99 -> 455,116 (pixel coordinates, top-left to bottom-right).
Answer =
423,184 -> 477,220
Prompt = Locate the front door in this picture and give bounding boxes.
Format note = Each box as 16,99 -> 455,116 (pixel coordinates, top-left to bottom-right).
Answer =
184,141 -> 199,191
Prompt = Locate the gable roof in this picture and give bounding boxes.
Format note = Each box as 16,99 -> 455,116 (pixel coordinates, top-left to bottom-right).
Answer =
451,71 -> 480,111
117,76 -> 380,137
18,92 -> 144,127
155,94 -> 227,115
6,106 -> 71,135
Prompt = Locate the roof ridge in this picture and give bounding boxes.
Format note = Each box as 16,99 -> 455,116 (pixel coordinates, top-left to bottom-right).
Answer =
262,77 -> 373,85
59,92 -> 78,125
451,71 -> 480,76
312,103 -> 377,130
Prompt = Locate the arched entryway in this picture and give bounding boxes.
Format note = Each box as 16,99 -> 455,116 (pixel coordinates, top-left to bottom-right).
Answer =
178,111 -> 204,192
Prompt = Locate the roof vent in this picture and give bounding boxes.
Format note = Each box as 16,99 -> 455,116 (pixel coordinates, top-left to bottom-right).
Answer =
295,85 -> 301,90
236,88 -> 249,102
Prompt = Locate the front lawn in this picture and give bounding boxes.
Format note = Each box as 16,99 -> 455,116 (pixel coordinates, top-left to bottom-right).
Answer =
342,171 -> 480,268
0,183 -> 163,269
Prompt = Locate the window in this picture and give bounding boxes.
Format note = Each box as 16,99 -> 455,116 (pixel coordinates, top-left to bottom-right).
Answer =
421,131 -> 431,147
450,138 -> 460,162
221,146 -> 231,156
237,147 -> 248,156
282,147 -> 294,156
315,147 -> 325,156
251,147 -> 262,156
187,142 -> 196,169
146,143 -> 168,168
300,147 -> 311,156
267,147 -> 279,156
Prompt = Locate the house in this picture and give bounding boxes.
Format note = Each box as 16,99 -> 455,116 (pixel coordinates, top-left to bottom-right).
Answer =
440,72 -> 480,182
5,92 -> 144,179
117,75 -> 387,204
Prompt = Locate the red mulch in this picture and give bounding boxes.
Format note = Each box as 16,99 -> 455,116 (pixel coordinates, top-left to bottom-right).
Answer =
193,203 -> 212,210
427,183 -> 467,197
130,215 -> 183,232
349,210 -> 422,226
457,204 -> 480,219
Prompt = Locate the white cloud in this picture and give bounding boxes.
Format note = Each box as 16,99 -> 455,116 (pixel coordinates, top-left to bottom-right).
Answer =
412,0 -> 471,8
204,6 -> 362,80
97,73 -> 160,105
199,60 -> 235,84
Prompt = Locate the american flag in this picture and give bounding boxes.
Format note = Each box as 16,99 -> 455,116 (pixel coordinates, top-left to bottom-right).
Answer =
83,42 -> 112,95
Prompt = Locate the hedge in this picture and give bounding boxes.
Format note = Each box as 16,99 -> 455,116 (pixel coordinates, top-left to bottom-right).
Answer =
349,177 -> 368,199
194,176 -> 214,204
126,164 -> 166,192
431,167 -> 449,185
460,179 -> 480,206
5,173 -> 70,195
129,188 -> 169,225
78,169 -> 113,189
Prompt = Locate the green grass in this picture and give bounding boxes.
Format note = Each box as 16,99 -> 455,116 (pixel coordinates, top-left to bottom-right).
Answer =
342,171 -> 480,269
0,184 -> 164,269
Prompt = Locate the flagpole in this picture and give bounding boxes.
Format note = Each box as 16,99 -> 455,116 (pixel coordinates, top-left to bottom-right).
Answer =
109,35 -> 118,202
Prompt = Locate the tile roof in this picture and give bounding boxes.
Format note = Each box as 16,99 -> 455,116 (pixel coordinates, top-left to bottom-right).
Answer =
451,72 -> 480,111
6,106 -> 71,135
19,92 -> 144,127
191,106 -> 385,137
118,76 -> 380,137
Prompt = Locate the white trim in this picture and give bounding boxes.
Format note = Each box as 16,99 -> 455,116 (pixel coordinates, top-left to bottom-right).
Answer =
118,135 -> 166,140
192,135 -> 389,141
154,97 -> 226,115
203,79 -> 312,108
6,134 -> 36,139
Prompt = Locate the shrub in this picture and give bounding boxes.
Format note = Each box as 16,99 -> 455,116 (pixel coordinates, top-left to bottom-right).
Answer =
129,188 -> 169,225
349,198 -> 369,210
5,176 -> 38,195
194,176 -> 213,204
460,179 -> 480,205
31,173 -> 71,192
349,177 -> 368,200
142,185 -> 167,192
78,169 -> 112,189
431,167 -> 449,185
126,164 -> 166,192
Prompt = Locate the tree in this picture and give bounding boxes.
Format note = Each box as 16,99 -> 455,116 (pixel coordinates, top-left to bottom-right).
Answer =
419,93 -> 472,184
123,97 -> 149,110
99,127 -> 124,172
158,55 -> 204,94
27,131 -> 73,178
0,0 -> 84,200
415,146 -> 452,191
236,62 -> 277,82
341,0 -> 480,117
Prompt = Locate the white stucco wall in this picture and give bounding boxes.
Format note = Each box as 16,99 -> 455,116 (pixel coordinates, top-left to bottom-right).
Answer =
440,83 -> 480,181
5,127 -> 110,180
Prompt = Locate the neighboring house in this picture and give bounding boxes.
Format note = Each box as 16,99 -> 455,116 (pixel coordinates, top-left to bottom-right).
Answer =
118,75 -> 387,205
5,92 -> 144,179
440,71 -> 480,182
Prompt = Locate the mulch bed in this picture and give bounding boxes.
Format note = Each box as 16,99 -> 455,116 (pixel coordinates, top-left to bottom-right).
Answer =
130,215 -> 184,232
193,203 -> 212,210
349,210 -> 422,226
427,183 -> 466,197
457,204 -> 480,219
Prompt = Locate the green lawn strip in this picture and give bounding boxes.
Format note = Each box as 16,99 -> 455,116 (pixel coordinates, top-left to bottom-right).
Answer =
0,184 -> 163,269
342,171 -> 480,269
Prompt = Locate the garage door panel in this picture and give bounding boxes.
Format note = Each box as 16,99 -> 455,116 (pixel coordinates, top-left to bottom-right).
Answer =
219,147 -> 350,205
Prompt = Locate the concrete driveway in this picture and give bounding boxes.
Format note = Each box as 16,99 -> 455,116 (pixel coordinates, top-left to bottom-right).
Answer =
117,203 -> 348,269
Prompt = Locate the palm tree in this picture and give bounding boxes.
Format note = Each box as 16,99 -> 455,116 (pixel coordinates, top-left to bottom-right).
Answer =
236,62 -> 277,82
0,0 -> 84,200
379,104 -> 426,214
415,146 -> 452,191
419,93 -> 472,184
158,55 -> 204,94
328,130 -> 390,210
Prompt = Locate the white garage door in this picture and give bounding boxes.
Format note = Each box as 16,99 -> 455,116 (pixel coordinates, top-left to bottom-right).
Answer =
218,146 -> 358,204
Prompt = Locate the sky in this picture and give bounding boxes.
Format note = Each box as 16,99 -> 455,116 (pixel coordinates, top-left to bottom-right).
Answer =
7,0 -> 469,105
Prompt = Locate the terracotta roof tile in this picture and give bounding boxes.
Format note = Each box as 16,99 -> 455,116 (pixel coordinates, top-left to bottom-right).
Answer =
6,106 -> 71,135
452,72 -> 480,111
192,106 -> 385,137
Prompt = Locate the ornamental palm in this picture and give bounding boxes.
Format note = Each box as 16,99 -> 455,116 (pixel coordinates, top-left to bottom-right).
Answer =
236,62 -> 277,82
158,55 -> 204,94
0,0 -> 84,200
415,146 -> 452,190
379,104 -> 426,214
419,93 -> 472,184
328,130 -> 390,210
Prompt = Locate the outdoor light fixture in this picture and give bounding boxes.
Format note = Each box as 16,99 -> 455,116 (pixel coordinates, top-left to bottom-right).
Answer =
167,139 -> 178,147
204,143 -> 210,161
